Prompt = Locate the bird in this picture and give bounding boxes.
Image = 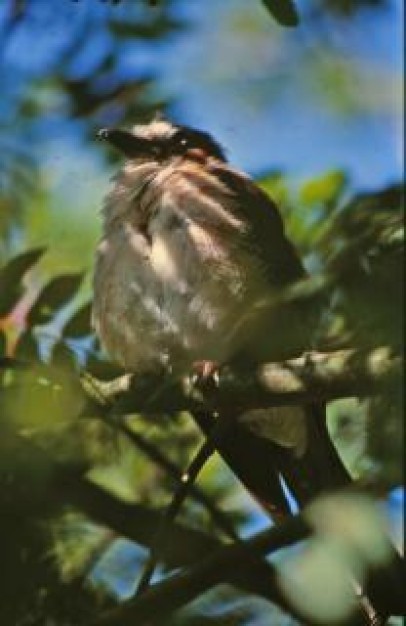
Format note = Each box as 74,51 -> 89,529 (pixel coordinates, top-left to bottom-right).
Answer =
92,119 -> 406,625
92,118 -> 350,516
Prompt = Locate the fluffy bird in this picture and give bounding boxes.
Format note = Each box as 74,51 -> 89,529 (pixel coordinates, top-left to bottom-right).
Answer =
93,118 -> 350,515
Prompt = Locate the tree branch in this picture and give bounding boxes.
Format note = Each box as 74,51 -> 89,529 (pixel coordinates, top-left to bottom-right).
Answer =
91,514 -> 311,626
82,347 -> 400,417
115,419 -> 239,540
71,476 -> 403,626
56,470 -> 303,616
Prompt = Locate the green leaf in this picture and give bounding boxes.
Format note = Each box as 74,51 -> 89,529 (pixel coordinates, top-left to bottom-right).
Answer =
0,248 -> 46,317
257,171 -> 290,207
28,273 -> 83,326
261,0 -> 299,27
300,170 -> 347,208
63,302 -> 92,338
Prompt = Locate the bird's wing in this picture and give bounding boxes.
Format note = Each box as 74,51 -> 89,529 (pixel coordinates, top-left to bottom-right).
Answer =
158,159 -> 318,362
205,162 -> 319,362
163,159 -> 305,287
207,161 -> 306,286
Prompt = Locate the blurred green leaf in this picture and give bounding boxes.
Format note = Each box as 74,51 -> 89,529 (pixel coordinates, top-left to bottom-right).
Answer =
0,248 -> 45,316
257,171 -> 290,206
28,273 -> 83,326
3,364 -> 84,430
278,535 -> 357,623
300,170 -> 347,208
306,493 -> 393,567
261,0 -> 299,26
50,511 -> 111,584
63,302 -> 93,338
320,185 -> 404,350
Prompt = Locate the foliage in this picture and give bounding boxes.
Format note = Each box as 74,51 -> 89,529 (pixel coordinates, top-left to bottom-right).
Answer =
0,1 -> 403,625
0,176 -> 403,625
261,0 -> 300,26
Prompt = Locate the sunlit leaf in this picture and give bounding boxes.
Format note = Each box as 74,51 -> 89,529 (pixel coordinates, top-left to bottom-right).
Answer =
0,248 -> 45,316
3,364 -> 84,429
278,536 -> 358,623
300,170 -> 347,208
261,0 -> 299,26
306,493 -> 393,567
28,273 -> 83,326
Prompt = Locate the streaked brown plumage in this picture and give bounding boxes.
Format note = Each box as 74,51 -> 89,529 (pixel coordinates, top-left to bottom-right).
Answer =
93,119 -> 350,514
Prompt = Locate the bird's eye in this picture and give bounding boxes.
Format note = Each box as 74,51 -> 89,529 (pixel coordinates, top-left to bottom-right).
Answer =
173,132 -> 189,149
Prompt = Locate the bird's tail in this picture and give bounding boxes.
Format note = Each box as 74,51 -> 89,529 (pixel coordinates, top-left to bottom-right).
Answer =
274,403 -> 352,508
192,404 -> 350,517
192,406 -> 405,624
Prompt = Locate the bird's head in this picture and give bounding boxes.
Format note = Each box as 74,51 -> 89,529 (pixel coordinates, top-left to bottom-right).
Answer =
97,119 -> 227,164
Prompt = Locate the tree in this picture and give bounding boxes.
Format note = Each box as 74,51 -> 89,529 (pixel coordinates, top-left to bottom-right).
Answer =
0,1 -> 403,625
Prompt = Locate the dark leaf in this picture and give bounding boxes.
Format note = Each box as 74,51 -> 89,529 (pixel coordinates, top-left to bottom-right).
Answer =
0,331 -> 6,356
0,248 -> 46,317
261,0 -> 299,26
320,185 -> 404,350
65,76 -> 151,118
63,302 -> 93,338
28,273 -> 83,326
86,354 -> 125,380
109,16 -> 183,39
50,341 -> 77,370
14,329 -> 40,361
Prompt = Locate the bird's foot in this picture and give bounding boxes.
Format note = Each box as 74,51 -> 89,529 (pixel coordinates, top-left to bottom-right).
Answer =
191,360 -> 221,389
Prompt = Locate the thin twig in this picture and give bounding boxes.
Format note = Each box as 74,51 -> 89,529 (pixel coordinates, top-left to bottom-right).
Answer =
81,370 -> 239,537
117,422 -> 238,539
135,436 -> 216,595
135,409 -> 242,595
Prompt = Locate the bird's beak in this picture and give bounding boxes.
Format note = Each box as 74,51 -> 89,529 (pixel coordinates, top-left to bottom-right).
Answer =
97,128 -> 154,158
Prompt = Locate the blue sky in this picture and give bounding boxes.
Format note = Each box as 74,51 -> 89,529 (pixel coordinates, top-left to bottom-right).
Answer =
0,0 -> 403,202
159,0 -> 403,188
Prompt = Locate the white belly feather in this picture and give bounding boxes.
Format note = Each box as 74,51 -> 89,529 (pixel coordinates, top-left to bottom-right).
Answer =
92,205 -> 255,373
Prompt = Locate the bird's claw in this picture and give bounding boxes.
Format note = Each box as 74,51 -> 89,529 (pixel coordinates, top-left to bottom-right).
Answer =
190,360 -> 221,389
